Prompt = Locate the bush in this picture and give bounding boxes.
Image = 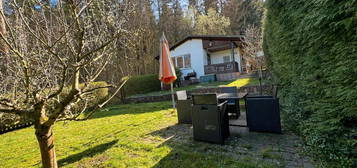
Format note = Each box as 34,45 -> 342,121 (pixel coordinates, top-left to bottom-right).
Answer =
264,0 -> 357,167
174,67 -> 182,87
123,74 -> 161,96
0,113 -> 28,130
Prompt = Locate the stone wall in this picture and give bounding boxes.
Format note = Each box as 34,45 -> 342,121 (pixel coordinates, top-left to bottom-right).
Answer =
216,72 -> 241,81
124,85 -> 272,104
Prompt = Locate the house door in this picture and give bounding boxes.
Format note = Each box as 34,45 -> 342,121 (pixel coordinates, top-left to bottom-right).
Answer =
207,54 -> 211,65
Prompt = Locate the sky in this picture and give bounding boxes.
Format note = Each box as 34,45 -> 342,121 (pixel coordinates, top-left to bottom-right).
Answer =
49,0 -> 189,9
6,0 -> 191,16
50,0 -> 58,6
152,0 -> 191,19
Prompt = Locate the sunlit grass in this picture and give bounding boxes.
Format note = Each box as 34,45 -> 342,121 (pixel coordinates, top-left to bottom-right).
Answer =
0,101 -> 275,168
227,78 -> 251,87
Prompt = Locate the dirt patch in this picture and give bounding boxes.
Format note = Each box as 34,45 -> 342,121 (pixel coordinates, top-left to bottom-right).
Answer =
77,154 -> 110,168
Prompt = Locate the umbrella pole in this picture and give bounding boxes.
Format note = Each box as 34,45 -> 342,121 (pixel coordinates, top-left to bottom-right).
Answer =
171,83 -> 175,109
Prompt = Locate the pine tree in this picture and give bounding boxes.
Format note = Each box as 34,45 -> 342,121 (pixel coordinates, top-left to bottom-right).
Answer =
204,0 -> 217,14
223,0 -> 264,34
194,8 -> 230,35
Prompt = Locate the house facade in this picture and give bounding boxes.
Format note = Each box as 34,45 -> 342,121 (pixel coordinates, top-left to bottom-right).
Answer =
167,35 -> 247,81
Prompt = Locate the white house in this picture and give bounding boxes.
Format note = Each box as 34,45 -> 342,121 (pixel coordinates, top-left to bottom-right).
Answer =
160,35 -> 248,81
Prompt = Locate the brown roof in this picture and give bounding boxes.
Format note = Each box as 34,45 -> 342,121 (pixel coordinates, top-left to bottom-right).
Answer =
155,35 -> 244,60
170,35 -> 243,51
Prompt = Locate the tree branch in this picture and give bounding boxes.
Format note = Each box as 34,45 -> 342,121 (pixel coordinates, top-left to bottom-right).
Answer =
46,66 -> 68,100
0,8 -> 17,49
14,2 -> 66,66
64,78 -> 129,121
0,31 -> 32,102
79,32 -> 121,61
81,85 -> 114,95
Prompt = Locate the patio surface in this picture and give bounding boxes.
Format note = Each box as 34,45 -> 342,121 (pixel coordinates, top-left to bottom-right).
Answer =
153,111 -> 315,168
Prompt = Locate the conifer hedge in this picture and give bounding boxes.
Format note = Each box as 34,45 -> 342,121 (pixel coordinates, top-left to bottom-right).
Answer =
263,0 -> 356,167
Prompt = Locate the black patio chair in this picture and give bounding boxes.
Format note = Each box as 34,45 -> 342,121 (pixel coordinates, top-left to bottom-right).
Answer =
191,94 -> 229,144
244,85 -> 282,133
176,90 -> 193,124
219,86 -> 237,94
219,87 -> 240,119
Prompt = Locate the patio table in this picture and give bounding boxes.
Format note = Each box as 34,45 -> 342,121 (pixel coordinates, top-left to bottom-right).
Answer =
217,92 -> 247,100
217,92 -> 248,125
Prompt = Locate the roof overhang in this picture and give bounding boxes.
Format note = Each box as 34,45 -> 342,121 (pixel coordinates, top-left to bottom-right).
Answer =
206,43 -> 238,53
170,35 -> 243,51
155,35 -> 244,60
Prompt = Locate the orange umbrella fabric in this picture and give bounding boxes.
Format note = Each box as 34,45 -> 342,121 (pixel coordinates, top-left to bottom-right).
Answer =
159,33 -> 177,84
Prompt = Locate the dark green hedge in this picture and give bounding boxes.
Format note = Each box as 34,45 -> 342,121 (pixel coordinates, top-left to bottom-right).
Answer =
264,0 -> 357,167
123,74 -> 161,96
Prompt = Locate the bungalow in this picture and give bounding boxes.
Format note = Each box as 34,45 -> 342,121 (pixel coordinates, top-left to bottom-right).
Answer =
159,35 -> 250,82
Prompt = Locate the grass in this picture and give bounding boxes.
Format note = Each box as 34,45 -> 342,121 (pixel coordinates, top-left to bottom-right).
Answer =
130,78 -> 263,98
260,147 -> 284,161
0,101 -> 276,168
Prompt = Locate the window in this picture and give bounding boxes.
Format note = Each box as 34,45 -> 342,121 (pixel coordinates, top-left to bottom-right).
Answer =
223,56 -> 231,63
184,55 -> 191,68
177,56 -> 184,68
172,54 -> 191,69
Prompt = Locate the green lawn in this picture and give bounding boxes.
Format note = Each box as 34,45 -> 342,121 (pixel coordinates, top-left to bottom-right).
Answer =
129,78 -> 263,98
0,101 -> 277,168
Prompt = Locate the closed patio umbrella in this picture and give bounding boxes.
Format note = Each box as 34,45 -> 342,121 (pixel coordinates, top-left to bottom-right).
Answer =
159,33 -> 177,108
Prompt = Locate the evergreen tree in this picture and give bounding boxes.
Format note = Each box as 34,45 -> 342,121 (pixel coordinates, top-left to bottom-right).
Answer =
223,0 -> 264,34
194,8 -> 230,35
204,0 -> 217,14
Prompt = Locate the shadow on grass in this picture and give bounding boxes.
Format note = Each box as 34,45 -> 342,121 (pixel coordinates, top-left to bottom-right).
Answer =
58,140 -> 118,167
148,124 -> 233,168
89,101 -> 172,119
148,124 -> 280,168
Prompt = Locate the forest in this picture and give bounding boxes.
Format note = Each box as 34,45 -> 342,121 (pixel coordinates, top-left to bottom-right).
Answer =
97,0 -> 264,79
17,0 -> 263,80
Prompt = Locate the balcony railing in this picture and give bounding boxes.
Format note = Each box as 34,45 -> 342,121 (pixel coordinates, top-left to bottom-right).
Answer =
204,62 -> 239,74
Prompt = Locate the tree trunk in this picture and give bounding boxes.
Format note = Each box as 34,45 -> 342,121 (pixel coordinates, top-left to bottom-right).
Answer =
0,0 -> 8,54
35,126 -> 58,168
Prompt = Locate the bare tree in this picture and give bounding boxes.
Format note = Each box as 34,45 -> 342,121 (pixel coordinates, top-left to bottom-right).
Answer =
0,0 -> 7,54
243,24 -> 264,64
242,24 -> 265,93
0,0 -> 133,167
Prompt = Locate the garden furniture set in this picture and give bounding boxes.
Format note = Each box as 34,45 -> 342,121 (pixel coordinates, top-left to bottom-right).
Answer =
176,86 -> 282,144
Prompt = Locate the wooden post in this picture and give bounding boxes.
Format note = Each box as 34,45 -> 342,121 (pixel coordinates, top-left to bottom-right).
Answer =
231,42 -> 236,72
171,83 -> 175,109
